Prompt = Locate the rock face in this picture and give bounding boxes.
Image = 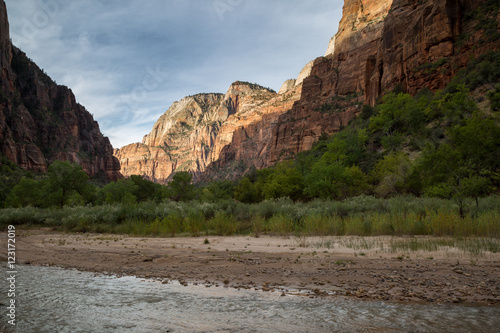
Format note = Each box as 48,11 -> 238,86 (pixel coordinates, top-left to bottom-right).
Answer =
212,83 -> 302,175
356,0 -> 494,105
205,0 -> 499,179
118,0 -> 499,182
212,56 -> 362,177
0,0 -> 121,179
115,93 -> 227,183
114,82 -> 298,183
295,61 -> 315,86
325,36 -> 336,56
278,79 -> 296,94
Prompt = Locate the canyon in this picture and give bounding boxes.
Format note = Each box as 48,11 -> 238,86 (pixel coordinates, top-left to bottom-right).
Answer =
1,0 -> 498,184
116,0 -> 499,183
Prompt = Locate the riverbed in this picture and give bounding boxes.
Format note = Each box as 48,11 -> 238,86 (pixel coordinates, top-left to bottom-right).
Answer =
2,265 -> 500,333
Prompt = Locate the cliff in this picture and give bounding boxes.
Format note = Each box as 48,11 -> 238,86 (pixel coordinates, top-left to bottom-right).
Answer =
115,93 -> 226,183
0,0 -> 121,179
114,81 -> 301,183
117,0 -> 499,183
206,0 -> 500,179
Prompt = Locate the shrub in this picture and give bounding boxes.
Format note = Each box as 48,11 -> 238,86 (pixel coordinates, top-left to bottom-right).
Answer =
184,212 -> 205,237
209,211 -> 238,236
267,213 -> 294,236
164,213 -> 184,237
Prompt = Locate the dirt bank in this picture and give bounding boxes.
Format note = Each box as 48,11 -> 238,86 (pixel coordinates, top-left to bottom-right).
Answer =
3,229 -> 500,305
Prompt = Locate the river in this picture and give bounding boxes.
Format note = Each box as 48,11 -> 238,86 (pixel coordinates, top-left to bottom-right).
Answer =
1,265 -> 499,332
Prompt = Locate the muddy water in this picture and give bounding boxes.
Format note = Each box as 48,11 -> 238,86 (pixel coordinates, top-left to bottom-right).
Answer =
2,266 -> 499,332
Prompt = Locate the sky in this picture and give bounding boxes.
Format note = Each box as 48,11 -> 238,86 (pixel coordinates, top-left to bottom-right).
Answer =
5,0 -> 343,148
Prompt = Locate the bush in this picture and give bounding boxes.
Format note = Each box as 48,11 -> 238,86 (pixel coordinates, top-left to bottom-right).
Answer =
184,212 -> 205,237
267,213 -> 295,236
209,211 -> 238,236
164,213 -> 184,237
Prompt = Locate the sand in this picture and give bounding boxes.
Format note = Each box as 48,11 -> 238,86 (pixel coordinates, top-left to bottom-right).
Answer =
3,229 -> 500,305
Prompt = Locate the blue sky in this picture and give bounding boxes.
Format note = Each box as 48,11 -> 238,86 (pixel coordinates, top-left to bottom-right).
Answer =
5,0 -> 342,148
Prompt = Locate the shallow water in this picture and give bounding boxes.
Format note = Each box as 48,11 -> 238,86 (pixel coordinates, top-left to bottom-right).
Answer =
2,266 -> 499,333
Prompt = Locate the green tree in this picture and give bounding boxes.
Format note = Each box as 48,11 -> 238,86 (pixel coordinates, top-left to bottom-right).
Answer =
167,171 -> 196,202
201,180 -> 234,202
5,177 -> 43,207
303,136 -> 369,200
100,179 -> 138,205
129,175 -> 162,202
234,177 -> 261,203
304,162 -> 347,199
258,161 -> 304,200
487,83 -> 500,112
369,93 -> 425,135
372,152 -> 413,197
449,112 -> 500,172
419,112 -> 499,218
0,154 -> 31,206
425,85 -> 477,124
342,166 -> 371,198
42,161 -> 93,208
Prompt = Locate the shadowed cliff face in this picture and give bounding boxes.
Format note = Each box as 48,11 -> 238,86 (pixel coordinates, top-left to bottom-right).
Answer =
0,0 -> 121,180
204,0 -> 392,177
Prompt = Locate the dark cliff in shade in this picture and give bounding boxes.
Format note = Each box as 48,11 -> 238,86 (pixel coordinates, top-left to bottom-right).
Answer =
0,0 -> 121,179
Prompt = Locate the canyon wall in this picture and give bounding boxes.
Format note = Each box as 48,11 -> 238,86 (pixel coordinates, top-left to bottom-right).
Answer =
115,81 -> 301,183
117,0 -> 499,182
115,93 -> 227,183
0,0 -> 121,179
208,0 -> 499,179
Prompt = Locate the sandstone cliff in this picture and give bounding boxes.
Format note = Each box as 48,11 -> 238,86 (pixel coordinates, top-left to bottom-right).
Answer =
207,0 -> 499,179
115,81 -> 302,183
117,0 -> 499,183
115,93 -> 226,183
0,0 -> 121,179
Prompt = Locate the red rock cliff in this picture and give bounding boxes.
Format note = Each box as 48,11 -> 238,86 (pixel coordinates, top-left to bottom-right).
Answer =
116,0 -> 499,182
0,0 -> 121,179
206,0 -> 499,179
115,93 -> 227,183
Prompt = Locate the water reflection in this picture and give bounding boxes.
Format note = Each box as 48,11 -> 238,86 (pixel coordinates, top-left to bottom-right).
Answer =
1,266 -> 499,332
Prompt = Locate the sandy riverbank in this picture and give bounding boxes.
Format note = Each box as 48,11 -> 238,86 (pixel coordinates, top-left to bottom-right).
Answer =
3,229 -> 500,305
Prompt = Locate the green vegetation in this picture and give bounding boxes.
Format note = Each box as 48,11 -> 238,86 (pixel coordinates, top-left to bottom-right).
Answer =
415,57 -> 449,74
0,155 -> 31,205
1,196 -> 499,238
0,53 -> 499,240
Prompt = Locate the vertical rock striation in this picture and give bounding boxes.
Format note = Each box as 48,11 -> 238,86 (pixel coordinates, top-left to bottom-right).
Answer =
206,0 -> 499,179
115,93 -> 227,183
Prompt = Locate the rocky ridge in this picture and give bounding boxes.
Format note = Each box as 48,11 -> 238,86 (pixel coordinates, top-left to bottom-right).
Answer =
115,80 -> 302,183
0,0 -> 121,179
115,93 -> 227,183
